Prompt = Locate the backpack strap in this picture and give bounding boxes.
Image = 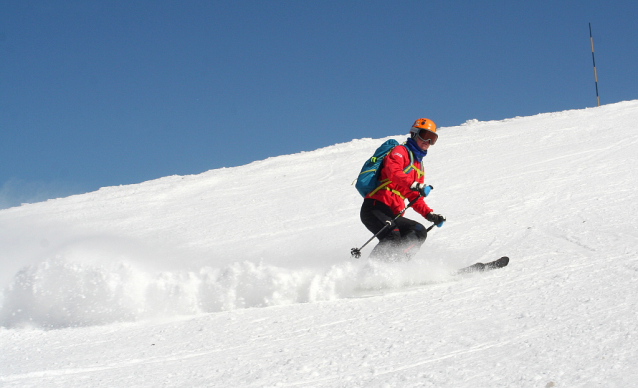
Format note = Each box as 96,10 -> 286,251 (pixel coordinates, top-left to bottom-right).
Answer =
367,178 -> 392,197
402,145 -> 424,178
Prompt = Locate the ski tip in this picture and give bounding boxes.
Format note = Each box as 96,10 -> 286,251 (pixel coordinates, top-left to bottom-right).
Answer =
482,256 -> 510,271
457,256 -> 510,275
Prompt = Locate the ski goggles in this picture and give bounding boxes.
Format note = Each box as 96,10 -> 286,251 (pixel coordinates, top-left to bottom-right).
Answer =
416,128 -> 438,145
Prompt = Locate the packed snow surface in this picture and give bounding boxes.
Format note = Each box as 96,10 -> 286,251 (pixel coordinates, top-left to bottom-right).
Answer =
2,101 -> 638,387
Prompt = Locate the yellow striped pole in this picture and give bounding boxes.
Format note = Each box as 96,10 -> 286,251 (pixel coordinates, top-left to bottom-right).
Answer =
589,23 -> 600,107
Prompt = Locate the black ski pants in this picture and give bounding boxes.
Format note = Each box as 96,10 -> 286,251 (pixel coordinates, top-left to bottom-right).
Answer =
360,198 -> 427,260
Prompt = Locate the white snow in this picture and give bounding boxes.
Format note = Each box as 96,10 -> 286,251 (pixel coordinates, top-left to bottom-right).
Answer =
1,101 -> 638,387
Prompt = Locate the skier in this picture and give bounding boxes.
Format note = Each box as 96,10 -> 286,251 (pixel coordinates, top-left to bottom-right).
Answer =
360,118 -> 446,261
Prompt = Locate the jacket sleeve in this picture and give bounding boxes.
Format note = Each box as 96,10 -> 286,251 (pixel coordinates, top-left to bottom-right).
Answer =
411,194 -> 433,218
383,146 -> 433,218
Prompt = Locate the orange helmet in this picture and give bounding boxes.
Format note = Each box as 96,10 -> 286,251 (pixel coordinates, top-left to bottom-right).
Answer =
410,118 -> 438,145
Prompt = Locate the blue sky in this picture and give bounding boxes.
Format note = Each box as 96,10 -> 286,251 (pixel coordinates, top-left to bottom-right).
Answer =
1,0 -> 637,209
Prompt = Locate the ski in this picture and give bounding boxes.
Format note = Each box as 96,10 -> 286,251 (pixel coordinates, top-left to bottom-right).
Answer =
457,256 -> 509,275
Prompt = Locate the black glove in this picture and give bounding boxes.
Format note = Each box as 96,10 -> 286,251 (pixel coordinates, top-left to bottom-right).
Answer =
409,182 -> 433,197
426,213 -> 446,227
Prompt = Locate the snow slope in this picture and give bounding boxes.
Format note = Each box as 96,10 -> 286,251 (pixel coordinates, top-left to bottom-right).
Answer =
1,101 -> 638,387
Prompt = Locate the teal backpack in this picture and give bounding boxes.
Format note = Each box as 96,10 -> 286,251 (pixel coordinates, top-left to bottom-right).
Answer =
355,140 -> 399,197
355,139 -> 421,197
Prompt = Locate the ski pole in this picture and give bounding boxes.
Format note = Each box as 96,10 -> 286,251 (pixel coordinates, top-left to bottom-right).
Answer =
351,194 -> 422,259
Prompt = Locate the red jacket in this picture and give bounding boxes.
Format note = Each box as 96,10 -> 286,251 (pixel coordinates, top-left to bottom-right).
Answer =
365,145 -> 433,218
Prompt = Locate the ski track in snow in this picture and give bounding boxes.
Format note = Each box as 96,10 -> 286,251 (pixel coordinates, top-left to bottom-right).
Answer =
1,101 -> 638,387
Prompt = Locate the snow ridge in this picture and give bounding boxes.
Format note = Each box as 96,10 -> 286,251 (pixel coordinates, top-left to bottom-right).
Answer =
1,101 -> 638,330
